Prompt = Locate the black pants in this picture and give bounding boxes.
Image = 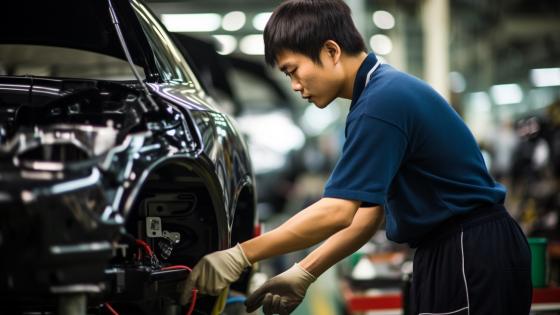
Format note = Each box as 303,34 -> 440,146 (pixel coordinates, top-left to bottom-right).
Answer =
410,204 -> 532,315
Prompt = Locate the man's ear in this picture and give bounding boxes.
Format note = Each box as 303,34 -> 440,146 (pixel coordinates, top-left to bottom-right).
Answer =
323,40 -> 342,64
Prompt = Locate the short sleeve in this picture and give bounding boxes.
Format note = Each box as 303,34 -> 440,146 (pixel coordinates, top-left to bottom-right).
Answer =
323,115 -> 408,206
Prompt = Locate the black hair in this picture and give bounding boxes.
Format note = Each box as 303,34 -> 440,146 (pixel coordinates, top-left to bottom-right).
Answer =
264,0 -> 367,66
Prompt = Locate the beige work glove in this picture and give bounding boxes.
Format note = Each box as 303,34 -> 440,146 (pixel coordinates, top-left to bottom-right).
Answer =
179,244 -> 251,305
245,263 -> 316,315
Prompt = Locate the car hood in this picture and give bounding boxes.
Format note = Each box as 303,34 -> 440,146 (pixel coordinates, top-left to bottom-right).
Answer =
1,0 -> 155,78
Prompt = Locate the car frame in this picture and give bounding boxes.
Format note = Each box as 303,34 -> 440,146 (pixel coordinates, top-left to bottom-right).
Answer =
0,0 -> 257,314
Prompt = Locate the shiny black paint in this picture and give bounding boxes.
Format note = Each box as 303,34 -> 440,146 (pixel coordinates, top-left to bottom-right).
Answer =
0,0 -> 256,312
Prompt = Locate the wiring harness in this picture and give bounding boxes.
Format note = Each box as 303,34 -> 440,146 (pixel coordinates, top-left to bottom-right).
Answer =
104,239 -> 198,315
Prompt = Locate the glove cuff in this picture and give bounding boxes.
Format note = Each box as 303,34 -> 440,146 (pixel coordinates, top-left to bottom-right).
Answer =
294,263 -> 317,283
235,243 -> 252,268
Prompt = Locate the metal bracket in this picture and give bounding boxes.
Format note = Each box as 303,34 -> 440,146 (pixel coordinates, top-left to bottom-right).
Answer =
146,217 -> 162,238
162,231 -> 180,243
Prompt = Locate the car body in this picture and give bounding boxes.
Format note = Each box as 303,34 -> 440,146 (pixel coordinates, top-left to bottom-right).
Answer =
0,0 -> 256,314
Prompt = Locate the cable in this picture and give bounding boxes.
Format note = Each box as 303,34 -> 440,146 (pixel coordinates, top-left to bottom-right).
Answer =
186,289 -> 198,315
135,239 -> 154,257
104,303 -> 120,315
161,265 -> 192,272
133,241 -> 197,315
160,265 -> 197,315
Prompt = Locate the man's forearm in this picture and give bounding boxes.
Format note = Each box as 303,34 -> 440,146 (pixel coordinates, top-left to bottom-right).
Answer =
299,206 -> 384,277
241,198 -> 360,263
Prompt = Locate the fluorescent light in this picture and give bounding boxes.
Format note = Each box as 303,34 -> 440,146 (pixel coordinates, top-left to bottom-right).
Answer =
490,84 -> 523,105
467,92 -> 491,112
222,11 -> 246,31
372,10 -> 395,30
369,34 -> 392,55
213,35 -> 237,55
530,68 -> 560,87
240,34 -> 264,55
449,71 -> 466,93
161,13 -> 221,32
253,12 -> 272,31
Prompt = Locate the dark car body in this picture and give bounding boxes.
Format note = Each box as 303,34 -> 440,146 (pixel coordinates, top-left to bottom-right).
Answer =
0,0 -> 256,314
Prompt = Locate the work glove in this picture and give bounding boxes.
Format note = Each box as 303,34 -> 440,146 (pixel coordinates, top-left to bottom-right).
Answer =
179,243 -> 251,305
245,263 -> 316,315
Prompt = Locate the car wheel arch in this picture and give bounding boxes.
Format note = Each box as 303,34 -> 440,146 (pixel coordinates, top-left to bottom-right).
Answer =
122,156 -> 230,265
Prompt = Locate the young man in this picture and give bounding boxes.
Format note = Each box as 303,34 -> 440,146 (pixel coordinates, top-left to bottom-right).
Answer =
180,1 -> 532,314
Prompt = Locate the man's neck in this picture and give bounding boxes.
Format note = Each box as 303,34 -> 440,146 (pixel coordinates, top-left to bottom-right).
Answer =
339,52 -> 368,100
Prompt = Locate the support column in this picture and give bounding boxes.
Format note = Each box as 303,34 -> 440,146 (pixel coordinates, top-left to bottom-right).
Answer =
421,0 -> 450,101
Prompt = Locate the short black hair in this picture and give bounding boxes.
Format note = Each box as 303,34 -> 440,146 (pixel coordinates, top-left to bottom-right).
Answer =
264,0 -> 367,66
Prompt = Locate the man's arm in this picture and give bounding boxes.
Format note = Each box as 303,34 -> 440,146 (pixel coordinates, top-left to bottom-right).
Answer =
180,197 -> 361,304
245,205 -> 384,313
241,197 -> 361,263
299,205 -> 384,276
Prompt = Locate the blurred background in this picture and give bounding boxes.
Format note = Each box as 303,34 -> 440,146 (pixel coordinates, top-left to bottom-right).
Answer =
147,0 -> 559,313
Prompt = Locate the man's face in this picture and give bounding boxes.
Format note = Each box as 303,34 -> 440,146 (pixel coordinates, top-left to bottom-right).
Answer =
276,49 -> 343,108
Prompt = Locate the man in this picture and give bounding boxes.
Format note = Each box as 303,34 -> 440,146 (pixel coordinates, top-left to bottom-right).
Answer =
180,1 -> 532,314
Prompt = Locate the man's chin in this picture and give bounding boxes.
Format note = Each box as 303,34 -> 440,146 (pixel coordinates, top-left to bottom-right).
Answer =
313,100 -> 330,109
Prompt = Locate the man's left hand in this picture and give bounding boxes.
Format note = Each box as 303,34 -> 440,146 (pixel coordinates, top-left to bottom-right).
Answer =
245,263 -> 316,315
178,244 -> 251,305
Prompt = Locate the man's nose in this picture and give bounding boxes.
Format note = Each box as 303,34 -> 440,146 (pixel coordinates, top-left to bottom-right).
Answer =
291,79 -> 302,92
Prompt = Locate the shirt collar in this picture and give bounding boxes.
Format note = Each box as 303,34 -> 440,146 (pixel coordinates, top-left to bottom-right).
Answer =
350,53 -> 379,108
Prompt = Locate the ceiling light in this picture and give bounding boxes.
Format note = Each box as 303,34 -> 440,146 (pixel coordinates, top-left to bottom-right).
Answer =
490,84 -> 523,105
530,68 -> 560,87
253,12 -> 272,31
240,34 -> 264,55
161,13 -> 221,32
369,34 -> 392,55
372,10 -> 395,30
222,11 -> 246,32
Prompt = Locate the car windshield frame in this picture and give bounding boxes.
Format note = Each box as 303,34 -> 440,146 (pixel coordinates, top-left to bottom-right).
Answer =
129,0 -> 201,89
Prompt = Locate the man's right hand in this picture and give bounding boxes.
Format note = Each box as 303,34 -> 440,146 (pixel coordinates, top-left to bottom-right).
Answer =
178,244 -> 251,305
245,263 -> 316,315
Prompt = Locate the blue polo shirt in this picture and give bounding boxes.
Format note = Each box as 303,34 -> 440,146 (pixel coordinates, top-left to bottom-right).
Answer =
323,53 -> 506,246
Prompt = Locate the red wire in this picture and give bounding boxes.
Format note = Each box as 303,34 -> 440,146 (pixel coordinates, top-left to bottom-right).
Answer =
160,265 -> 197,315
104,303 -> 119,315
186,289 -> 198,315
131,241 -> 197,315
135,239 -> 154,257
